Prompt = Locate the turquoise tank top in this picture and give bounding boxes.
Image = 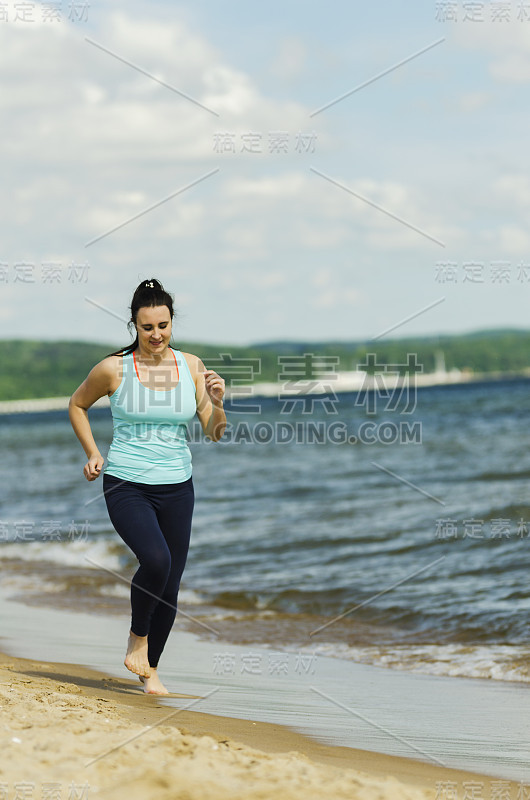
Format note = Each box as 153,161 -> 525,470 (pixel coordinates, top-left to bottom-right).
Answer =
103,347 -> 197,485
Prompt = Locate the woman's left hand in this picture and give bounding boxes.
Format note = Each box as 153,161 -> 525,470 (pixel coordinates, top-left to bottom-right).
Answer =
204,369 -> 225,406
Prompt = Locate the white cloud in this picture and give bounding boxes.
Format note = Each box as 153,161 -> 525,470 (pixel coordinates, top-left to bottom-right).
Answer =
452,19 -> 530,83
310,269 -> 362,308
269,36 -> 308,81
455,91 -> 491,112
1,4 -> 527,344
311,287 -> 362,308
202,65 -> 257,114
0,12 -> 462,258
494,174 -> 530,208
491,51 -> 530,82
496,224 -> 530,256
224,173 -> 307,199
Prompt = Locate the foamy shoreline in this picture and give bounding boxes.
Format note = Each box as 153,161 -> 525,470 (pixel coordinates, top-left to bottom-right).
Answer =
2,551 -> 530,685
1,583 -> 529,786
0,648 -> 519,800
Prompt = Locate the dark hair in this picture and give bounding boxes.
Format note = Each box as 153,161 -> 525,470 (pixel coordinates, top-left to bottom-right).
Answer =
105,278 -> 176,358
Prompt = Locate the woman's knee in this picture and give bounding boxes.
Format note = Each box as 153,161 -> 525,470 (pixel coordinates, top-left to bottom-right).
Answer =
138,548 -> 171,583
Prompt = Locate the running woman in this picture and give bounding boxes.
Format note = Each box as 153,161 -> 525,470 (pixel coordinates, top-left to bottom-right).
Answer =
69,278 -> 226,694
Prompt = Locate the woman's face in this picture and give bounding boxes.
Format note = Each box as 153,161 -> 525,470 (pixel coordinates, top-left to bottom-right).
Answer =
135,305 -> 172,354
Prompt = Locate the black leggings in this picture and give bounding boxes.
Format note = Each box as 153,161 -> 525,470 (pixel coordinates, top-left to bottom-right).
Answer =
103,472 -> 194,669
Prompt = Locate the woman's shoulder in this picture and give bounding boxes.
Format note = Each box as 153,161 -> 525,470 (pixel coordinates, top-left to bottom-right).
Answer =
95,353 -> 127,388
178,351 -> 204,382
100,352 -> 127,368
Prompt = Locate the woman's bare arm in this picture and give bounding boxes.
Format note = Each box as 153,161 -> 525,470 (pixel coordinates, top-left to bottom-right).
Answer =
69,358 -> 115,480
188,354 -> 226,441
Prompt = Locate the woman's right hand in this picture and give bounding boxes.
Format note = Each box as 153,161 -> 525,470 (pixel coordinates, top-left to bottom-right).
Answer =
84,454 -> 104,481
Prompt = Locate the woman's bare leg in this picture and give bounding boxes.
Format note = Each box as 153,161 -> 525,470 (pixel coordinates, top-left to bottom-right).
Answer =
124,630 -> 151,678
138,669 -> 169,695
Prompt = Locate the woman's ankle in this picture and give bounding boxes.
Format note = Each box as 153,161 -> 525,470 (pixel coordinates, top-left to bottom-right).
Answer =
129,629 -> 148,640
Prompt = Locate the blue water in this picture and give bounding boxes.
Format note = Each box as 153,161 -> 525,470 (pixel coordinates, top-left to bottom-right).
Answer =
1,378 -> 530,682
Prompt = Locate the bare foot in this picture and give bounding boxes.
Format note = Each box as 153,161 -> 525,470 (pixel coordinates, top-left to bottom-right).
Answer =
124,630 -> 151,678
138,668 -> 169,695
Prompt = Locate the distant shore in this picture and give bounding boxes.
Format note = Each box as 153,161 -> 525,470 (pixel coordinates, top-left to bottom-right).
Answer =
0,367 -> 529,414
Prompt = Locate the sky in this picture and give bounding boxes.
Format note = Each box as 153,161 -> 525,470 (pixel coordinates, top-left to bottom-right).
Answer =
2,0 -> 530,347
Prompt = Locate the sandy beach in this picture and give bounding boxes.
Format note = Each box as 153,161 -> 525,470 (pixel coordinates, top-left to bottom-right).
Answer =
0,648 -> 525,800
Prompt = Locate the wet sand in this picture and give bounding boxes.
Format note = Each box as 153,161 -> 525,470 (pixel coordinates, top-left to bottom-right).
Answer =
0,649 -> 524,800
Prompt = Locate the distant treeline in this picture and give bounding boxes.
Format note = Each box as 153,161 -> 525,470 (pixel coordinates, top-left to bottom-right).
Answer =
0,328 -> 529,401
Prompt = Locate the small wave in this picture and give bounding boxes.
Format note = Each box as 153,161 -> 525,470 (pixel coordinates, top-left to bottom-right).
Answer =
174,587 -> 209,605
0,538 -> 124,572
470,469 -> 530,482
96,583 -> 208,605
295,641 -> 530,683
481,504 -> 530,522
210,591 -> 271,611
